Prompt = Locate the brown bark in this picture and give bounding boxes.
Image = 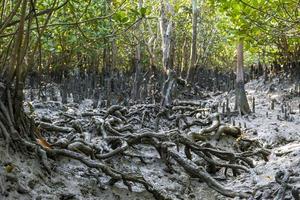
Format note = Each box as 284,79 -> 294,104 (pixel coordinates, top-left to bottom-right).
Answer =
235,40 -> 251,115
0,0 -> 22,35
10,0 -> 28,121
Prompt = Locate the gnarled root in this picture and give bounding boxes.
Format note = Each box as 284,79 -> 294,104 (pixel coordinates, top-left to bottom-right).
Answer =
189,113 -> 221,141
215,125 -> 241,140
46,148 -> 172,200
189,113 -> 241,141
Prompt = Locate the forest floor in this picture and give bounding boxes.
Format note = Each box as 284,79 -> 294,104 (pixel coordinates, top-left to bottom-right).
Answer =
0,77 -> 300,200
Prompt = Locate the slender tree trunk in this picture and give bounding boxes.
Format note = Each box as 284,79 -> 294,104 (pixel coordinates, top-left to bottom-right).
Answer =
103,43 -> 111,107
144,19 -> 157,99
132,0 -> 143,101
186,0 -> 198,81
103,0 -> 113,107
235,40 -> 250,115
132,44 -> 141,101
0,0 -> 35,151
160,0 -> 175,107
180,36 -> 188,77
61,75 -> 68,104
11,0 -> 28,122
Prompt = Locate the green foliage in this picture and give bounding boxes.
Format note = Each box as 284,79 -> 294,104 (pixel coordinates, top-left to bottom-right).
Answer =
209,0 -> 299,66
0,0 -> 298,74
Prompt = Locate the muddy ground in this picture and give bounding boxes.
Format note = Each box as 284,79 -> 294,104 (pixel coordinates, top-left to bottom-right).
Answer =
0,77 -> 299,200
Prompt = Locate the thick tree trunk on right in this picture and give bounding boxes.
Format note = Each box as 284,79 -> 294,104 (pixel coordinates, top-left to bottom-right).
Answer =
235,40 -> 250,115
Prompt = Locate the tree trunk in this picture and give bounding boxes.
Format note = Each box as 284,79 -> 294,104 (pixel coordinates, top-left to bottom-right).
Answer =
131,0 -> 143,101
186,0 -> 198,81
0,0 -> 35,154
180,36 -> 188,78
161,70 -> 175,106
160,0 -> 175,107
103,43 -> 111,107
235,40 -> 250,115
132,44 -> 141,101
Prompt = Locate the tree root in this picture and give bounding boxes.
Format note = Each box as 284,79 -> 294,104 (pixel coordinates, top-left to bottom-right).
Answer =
168,148 -> 250,198
215,125 -> 241,140
96,141 -> 129,159
46,148 -> 172,200
13,98 -> 274,200
189,113 -> 242,141
36,121 -> 74,133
